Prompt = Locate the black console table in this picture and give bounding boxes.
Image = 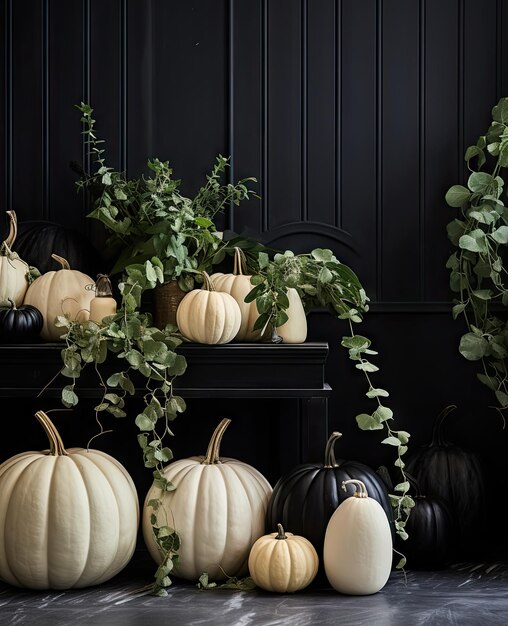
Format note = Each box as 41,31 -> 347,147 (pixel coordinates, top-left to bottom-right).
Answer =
0,342 -> 331,463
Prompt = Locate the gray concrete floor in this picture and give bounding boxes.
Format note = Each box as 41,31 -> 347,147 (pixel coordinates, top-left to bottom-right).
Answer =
1,553 -> 507,625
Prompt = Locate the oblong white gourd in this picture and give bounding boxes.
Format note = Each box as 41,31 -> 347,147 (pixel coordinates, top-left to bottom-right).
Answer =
324,479 -> 392,595
0,411 -> 139,590
143,418 -> 272,581
276,287 -> 307,343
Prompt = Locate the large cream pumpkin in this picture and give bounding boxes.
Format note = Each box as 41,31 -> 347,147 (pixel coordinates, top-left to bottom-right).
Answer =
324,479 -> 393,595
0,210 -> 29,306
176,272 -> 241,344
143,418 -> 272,581
211,247 -> 260,341
0,411 -> 139,590
24,254 -> 94,340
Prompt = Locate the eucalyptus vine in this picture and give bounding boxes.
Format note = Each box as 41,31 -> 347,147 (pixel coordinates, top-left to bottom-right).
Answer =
446,96 -> 508,422
248,248 -> 414,562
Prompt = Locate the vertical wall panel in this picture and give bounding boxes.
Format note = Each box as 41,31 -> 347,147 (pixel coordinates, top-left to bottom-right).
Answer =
307,0 -> 336,226
0,1 -> 9,222
48,0 -> 85,230
381,0 -> 420,301
340,0 -> 378,296
424,0 -> 460,302
10,0 -> 44,221
267,0 -> 301,230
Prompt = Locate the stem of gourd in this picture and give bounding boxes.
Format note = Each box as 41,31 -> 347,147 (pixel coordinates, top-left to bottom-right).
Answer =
4,210 -> 17,248
431,405 -> 457,446
201,271 -> 216,292
276,523 -> 287,539
342,479 -> 368,498
202,418 -> 231,464
51,254 -> 71,270
323,431 -> 342,467
35,410 -> 68,456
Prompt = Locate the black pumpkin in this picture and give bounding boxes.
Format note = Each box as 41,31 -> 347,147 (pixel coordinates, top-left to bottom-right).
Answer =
398,473 -> 457,570
14,220 -> 104,276
405,406 -> 485,556
0,299 -> 43,342
266,432 -> 394,562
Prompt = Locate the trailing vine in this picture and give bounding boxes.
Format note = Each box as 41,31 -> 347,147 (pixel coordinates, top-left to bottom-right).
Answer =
445,96 -> 508,424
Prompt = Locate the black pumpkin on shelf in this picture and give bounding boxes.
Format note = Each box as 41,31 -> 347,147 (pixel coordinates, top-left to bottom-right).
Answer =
14,220 -> 104,277
266,432 -> 394,563
405,405 -> 485,556
398,473 -> 457,570
0,299 -> 43,343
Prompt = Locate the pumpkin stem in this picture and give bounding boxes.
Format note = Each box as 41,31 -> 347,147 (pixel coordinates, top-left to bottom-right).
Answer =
405,472 -> 422,497
324,431 -> 342,467
202,418 -> 231,464
276,523 -> 287,540
233,247 -> 247,276
431,405 -> 457,446
4,210 -> 18,248
342,479 -> 368,498
51,254 -> 71,270
201,271 -> 216,292
7,298 -> 16,310
35,410 -> 68,456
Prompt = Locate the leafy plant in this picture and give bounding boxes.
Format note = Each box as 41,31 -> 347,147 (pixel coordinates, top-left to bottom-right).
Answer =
75,103 -> 258,288
445,96 -> 508,422
247,249 -> 414,560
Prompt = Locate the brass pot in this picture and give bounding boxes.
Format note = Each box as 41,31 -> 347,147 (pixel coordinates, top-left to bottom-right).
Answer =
153,281 -> 187,328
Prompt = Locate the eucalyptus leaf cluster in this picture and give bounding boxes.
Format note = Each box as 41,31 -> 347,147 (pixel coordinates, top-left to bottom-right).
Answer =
248,248 -> 414,555
76,103 -> 257,286
446,96 -> 508,418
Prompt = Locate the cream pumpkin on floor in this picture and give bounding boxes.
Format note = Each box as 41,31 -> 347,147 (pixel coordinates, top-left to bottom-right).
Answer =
0,411 -> 139,590
143,418 -> 272,581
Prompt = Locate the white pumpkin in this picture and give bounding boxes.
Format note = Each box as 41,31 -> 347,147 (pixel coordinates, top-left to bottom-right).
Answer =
0,411 -> 139,590
143,418 -> 272,581
211,247 -> 260,341
0,210 -> 29,306
176,272 -> 241,344
24,254 -> 94,340
276,287 -> 307,343
324,479 -> 392,595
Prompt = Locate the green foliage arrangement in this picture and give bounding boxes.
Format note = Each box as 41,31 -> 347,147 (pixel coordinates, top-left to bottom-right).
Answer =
445,96 -> 508,422
51,103 -> 413,593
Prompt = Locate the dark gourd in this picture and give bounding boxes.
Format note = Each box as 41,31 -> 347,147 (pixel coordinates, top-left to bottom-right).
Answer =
405,406 -> 485,556
398,474 -> 457,569
266,432 -> 393,565
0,300 -> 43,343
15,220 -> 104,276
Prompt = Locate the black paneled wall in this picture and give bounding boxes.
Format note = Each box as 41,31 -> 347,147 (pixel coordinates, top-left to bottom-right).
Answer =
2,0 -> 508,551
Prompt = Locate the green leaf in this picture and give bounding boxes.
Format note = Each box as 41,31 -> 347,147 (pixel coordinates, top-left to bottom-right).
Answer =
477,373 -> 497,390
459,332 -> 488,361
373,406 -> 393,422
62,385 -> 79,408
258,252 -> 270,269
397,431 -> 410,444
311,248 -> 334,262
452,303 -> 466,319
356,413 -> 383,431
355,361 -> 379,373
472,289 -> 492,301
445,185 -> 471,207
394,481 -> 410,493
495,390 -> 508,407
318,267 -> 333,284
135,413 -> 155,431
468,171 -> 494,194
381,436 -> 401,446
459,231 -> 487,253
491,225 -> 508,244
366,387 -> 389,398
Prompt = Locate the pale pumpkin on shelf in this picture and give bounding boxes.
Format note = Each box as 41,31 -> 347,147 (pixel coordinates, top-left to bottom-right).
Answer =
0,411 -> 139,590
23,254 -> 95,340
0,210 -> 30,307
211,247 -> 261,342
176,271 -> 241,344
143,418 -> 272,581
324,479 -> 392,595
248,523 -> 318,592
275,287 -> 307,343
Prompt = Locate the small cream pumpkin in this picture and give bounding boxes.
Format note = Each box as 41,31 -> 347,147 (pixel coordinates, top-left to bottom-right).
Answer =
143,418 -> 272,581
0,210 -> 29,306
324,479 -> 393,595
211,247 -> 260,341
0,411 -> 139,590
248,523 -> 319,592
176,272 -> 241,344
24,254 -> 94,340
